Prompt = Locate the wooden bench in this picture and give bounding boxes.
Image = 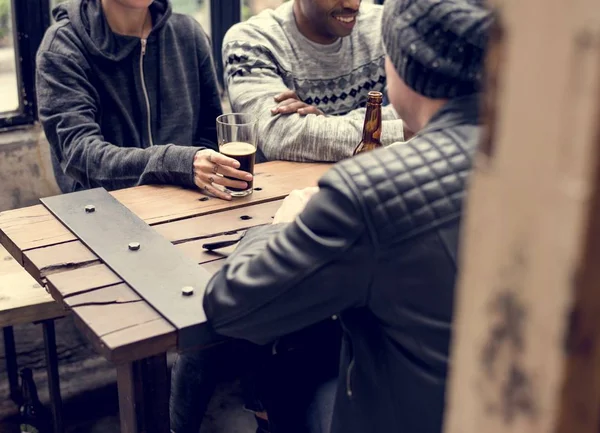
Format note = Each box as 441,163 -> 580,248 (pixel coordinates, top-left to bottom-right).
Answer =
0,244 -> 66,433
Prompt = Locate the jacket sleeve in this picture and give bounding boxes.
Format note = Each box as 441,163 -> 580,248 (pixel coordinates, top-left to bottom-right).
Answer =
222,31 -> 405,163
36,50 -> 201,191
194,25 -> 222,151
203,167 -> 376,345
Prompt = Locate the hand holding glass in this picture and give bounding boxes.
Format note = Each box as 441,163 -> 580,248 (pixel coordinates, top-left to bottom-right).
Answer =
216,114 -> 258,197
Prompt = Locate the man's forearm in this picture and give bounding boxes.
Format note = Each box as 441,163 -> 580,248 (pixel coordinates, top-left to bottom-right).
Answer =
231,93 -> 405,161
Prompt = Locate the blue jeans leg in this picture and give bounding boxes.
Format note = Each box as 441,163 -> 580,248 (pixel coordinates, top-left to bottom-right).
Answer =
170,322 -> 340,433
257,321 -> 341,433
305,377 -> 337,433
169,344 -> 223,433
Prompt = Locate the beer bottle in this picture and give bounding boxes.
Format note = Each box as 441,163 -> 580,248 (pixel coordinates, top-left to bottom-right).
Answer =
19,368 -> 48,433
353,91 -> 384,155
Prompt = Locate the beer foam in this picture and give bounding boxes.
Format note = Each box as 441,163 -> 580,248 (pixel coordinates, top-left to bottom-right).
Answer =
220,141 -> 256,156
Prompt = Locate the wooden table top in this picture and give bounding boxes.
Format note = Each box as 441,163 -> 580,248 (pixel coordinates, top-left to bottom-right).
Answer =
0,161 -> 331,364
0,244 -> 66,328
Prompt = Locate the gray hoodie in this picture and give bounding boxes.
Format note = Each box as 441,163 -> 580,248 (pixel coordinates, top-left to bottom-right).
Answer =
36,0 -> 221,193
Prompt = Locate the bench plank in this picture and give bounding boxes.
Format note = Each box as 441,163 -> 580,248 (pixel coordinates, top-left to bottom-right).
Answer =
63,260 -> 224,363
0,245 -> 65,328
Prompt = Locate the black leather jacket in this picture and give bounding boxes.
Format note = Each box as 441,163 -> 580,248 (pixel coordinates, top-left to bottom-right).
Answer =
204,94 -> 481,433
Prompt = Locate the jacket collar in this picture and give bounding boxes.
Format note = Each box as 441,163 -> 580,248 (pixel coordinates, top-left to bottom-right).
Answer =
419,93 -> 481,136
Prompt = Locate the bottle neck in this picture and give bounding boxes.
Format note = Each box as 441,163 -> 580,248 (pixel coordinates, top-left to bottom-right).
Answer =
362,102 -> 382,143
21,371 -> 40,403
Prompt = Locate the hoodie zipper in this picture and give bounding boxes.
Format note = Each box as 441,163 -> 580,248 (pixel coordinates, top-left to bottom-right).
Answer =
140,38 -> 154,147
342,322 -> 355,398
346,358 -> 355,397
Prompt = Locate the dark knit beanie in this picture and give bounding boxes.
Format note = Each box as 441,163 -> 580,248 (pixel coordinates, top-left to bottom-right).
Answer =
382,0 -> 493,99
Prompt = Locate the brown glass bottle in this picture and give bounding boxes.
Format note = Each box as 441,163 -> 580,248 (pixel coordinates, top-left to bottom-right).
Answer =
19,368 -> 49,433
353,91 -> 384,155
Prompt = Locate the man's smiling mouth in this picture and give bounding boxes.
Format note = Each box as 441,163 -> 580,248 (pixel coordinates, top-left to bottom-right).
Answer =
334,15 -> 356,23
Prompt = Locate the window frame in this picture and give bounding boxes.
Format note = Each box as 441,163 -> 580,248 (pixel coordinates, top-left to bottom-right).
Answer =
0,0 -> 384,131
0,0 -> 49,130
211,0 -> 241,90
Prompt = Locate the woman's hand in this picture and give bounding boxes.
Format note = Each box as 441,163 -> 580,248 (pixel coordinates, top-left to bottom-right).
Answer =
193,149 -> 253,201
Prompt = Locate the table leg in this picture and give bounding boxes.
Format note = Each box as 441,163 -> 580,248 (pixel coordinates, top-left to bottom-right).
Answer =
42,320 -> 64,433
117,353 -> 169,433
3,326 -> 20,404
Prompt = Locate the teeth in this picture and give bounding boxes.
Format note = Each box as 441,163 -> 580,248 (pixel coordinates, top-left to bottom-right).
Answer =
335,16 -> 355,23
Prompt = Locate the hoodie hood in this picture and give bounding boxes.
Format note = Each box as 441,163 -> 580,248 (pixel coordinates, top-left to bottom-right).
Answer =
52,0 -> 172,61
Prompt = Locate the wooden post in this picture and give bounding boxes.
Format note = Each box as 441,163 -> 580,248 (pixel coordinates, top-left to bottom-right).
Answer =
117,354 -> 170,433
443,1 -> 600,433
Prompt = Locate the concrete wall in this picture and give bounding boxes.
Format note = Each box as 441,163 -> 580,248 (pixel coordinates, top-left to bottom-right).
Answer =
0,125 -> 60,212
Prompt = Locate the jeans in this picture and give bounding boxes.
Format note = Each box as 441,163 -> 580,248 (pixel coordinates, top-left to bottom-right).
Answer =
170,320 -> 341,433
254,333 -> 340,433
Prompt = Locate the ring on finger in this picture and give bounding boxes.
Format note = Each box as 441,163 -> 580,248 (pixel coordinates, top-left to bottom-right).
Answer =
203,184 -> 217,197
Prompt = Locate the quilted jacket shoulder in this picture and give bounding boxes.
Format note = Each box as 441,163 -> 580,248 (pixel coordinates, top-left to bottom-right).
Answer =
322,124 -> 478,247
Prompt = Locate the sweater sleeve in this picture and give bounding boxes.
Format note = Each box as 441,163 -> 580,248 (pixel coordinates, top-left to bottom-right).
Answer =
222,27 -> 405,163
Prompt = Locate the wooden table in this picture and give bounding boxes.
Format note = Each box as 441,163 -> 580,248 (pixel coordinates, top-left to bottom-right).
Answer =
0,161 -> 330,433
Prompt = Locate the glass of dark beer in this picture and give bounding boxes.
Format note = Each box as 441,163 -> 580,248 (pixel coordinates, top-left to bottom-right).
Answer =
216,113 -> 258,197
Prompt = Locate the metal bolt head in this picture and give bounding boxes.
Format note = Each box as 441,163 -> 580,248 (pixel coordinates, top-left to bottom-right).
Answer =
181,286 -> 195,296
128,242 -> 141,251
84,205 -> 96,213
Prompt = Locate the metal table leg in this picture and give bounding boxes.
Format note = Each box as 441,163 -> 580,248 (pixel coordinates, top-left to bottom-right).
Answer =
117,353 -> 169,433
42,320 -> 64,433
3,326 -> 20,404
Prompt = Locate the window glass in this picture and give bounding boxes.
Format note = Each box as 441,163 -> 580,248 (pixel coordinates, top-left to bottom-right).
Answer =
0,0 -> 19,113
171,0 -> 211,34
242,0 -> 288,21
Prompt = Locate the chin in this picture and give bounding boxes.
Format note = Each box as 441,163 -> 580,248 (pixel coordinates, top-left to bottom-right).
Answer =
328,16 -> 357,39
116,0 -> 153,9
334,28 -> 353,38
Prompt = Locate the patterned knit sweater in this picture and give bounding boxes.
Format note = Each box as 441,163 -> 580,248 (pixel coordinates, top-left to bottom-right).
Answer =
222,1 -> 405,162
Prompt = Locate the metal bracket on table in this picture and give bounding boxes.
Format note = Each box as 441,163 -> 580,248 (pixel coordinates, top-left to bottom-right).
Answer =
41,188 -> 216,350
